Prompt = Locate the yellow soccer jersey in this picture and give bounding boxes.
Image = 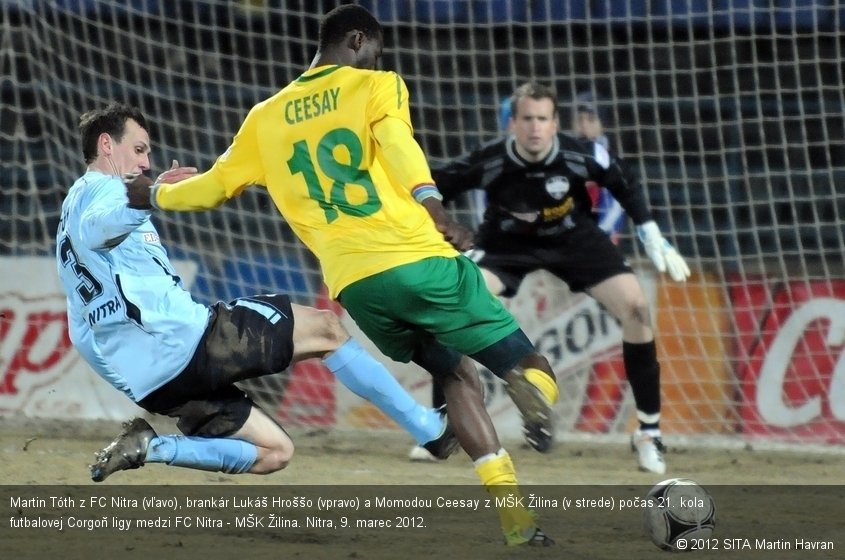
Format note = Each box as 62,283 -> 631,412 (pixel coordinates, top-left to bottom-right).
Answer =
159,65 -> 457,298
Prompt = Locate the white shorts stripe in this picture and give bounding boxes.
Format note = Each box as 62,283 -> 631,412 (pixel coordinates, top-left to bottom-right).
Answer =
235,299 -> 286,324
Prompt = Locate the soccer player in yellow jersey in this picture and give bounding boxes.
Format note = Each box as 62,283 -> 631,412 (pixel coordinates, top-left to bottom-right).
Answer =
129,5 -> 557,546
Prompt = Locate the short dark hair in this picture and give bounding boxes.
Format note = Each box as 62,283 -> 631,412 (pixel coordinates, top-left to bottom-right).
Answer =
510,82 -> 559,118
318,4 -> 381,51
78,102 -> 147,164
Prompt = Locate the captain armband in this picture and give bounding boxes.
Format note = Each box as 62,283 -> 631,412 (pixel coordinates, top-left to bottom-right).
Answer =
411,184 -> 443,203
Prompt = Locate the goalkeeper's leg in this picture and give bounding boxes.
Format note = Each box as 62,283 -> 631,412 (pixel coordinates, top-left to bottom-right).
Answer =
588,273 -> 666,474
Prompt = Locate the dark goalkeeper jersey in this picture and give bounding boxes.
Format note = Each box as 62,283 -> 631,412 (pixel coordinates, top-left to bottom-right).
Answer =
433,133 -> 653,244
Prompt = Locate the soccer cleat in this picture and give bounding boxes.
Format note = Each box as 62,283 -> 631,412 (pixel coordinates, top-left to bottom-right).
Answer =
505,527 -> 555,547
90,418 -> 157,482
631,429 -> 667,474
408,445 -> 438,462
503,369 -> 553,453
525,528 -> 555,547
420,406 -> 459,460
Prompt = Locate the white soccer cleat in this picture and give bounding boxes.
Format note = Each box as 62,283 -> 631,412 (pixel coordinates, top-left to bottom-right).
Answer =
408,445 -> 438,462
631,429 -> 667,474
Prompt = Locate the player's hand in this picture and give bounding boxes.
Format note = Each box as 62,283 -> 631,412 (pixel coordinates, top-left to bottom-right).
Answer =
156,159 -> 197,184
124,173 -> 154,209
636,220 -> 691,282
420,195 -> 474,251
436,220 -> 474,252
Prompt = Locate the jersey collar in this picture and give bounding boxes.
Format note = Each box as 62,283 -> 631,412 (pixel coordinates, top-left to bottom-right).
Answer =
297,65 -> 341,82
505,134 -> 560,167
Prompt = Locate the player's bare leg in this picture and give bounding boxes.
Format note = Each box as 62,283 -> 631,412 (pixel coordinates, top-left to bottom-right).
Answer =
502,353 -> 558,453
589,273 -> 666,474
477,267 -> 560,453
441,356 -> 553,546
229,406 -> 295,473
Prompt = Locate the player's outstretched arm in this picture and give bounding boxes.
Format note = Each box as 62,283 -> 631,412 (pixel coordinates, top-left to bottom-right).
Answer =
636,220 -> 691,282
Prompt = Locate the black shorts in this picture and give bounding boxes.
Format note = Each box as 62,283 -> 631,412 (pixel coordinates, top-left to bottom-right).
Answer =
476,221 -> 632,297
138,294 -> 295,437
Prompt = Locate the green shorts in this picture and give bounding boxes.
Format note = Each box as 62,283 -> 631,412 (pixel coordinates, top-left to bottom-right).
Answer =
338,255 -> 519,363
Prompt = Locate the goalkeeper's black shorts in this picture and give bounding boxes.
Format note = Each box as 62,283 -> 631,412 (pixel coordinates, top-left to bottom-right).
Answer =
476,221 -> 632,297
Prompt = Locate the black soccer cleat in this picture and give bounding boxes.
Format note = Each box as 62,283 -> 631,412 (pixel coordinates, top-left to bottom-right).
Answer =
90,418 -> 157,482
525,528 -> 555,547
503,369 -> 554,453
505,527 -> 556,547
421,406 -> 459,460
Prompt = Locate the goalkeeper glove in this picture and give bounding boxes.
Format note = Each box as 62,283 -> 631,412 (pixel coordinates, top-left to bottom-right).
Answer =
636,220 -> 691,282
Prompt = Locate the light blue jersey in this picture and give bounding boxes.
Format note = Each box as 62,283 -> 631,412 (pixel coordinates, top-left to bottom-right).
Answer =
56,171 -> 209,401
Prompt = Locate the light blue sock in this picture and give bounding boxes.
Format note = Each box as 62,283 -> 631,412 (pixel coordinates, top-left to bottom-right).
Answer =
324,338 -> 444,444
146,436 -> 257,474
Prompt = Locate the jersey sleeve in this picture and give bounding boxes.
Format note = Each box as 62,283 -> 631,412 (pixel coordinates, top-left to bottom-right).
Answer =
156,106 -> 264,211
369,71 -> 412,127
590,144 -> 652,225
369,72 -> 435,192
78,179 -> 152,251
209,105 -> 265,196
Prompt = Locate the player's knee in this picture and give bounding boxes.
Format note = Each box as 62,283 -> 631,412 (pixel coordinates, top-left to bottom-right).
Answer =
519,352 -> 556,381
314,309 -> 348,348
293,306 -> 350,358
253,441 -> 295,474
450,356 -> 481,387
620,296 -> 652,327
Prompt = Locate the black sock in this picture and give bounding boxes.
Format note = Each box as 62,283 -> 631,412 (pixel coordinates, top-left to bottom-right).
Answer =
623,340 -> 661,430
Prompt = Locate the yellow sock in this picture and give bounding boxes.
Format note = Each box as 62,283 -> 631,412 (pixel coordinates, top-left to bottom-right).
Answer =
524,367 -> 559,405
474,450 -> 537,545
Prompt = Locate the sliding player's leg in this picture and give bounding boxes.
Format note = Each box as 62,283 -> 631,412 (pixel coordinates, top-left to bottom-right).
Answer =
91,391 -> 284,481
290,303 -> 452,452
211,296 -> 453,456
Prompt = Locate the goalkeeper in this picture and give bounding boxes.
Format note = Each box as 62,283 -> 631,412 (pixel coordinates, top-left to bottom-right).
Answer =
57,103 -> 458,484
134,5 -> 555,547
431,82 -> 690,475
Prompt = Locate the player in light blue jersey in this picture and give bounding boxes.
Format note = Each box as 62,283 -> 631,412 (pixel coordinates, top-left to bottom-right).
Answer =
57,103 -> 457,482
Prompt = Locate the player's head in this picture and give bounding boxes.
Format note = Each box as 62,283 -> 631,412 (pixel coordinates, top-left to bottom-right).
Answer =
79,103 -> 150,177
508,82 -> 559,161
318,4 -> 383,70
571,91 -> 605,142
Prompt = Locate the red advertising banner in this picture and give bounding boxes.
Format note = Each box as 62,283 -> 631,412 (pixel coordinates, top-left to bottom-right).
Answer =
733,277 -> 845,444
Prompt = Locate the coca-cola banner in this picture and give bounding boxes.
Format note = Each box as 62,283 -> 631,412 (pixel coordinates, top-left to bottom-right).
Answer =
0,257 -> 195,420
733,277 -> 845,444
